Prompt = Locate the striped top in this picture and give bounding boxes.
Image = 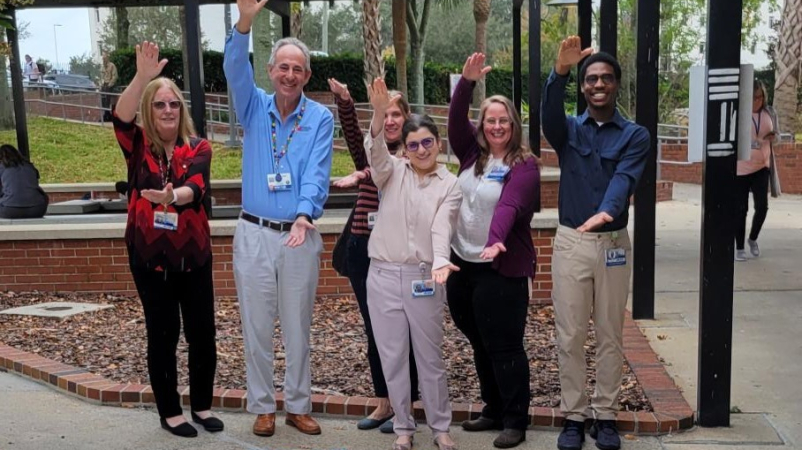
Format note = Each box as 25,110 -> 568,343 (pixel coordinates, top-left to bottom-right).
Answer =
334,95 -> 401,236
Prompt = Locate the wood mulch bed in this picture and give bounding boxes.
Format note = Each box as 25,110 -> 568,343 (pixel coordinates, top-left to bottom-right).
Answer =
0,291 -> 650,411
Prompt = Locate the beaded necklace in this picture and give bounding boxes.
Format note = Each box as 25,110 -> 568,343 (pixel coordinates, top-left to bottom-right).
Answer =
270,98 -> 307,181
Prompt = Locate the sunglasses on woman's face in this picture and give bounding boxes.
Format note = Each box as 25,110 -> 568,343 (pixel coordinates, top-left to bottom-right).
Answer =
152,100 -> 182,111
405,137 -> 436,152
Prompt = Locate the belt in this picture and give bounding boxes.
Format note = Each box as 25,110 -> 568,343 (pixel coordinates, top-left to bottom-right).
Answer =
240,212 -> 293,232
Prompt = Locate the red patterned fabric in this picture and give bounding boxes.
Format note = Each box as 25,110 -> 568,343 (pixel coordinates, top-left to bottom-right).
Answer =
113,112 -> 212,272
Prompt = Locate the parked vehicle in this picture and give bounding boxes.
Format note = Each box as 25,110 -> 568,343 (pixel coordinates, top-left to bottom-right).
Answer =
43,73 -> 97,91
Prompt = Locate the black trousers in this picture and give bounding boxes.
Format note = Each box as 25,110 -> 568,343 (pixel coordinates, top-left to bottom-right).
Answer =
446,252 -> 530,431
101,86 -> 115,121
130,261 -> 217,418
0,202 -> 48,219
347,234 -> 419,401
736,168 -> 769,249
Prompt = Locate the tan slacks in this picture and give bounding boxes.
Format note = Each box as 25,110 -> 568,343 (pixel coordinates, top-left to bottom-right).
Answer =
367,259 -> 452,437
552,225 -> 632,422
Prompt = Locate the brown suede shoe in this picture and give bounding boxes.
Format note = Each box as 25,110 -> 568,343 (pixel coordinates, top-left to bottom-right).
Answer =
253,413 -> 276,436
285,413 -> 322,435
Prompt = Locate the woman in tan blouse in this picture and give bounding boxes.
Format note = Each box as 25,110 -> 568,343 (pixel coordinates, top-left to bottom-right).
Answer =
365,78 -> 462,450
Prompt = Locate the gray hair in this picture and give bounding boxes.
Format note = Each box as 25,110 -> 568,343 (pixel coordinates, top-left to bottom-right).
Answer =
268,37 -> 311,72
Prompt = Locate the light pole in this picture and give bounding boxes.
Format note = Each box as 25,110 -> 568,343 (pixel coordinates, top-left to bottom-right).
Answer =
53,24 -> 62,72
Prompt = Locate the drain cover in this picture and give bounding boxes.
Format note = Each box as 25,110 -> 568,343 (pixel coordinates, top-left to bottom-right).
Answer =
0,302 -> 114,319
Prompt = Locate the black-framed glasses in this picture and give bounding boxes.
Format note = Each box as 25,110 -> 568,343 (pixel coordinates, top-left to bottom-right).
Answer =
584,74 -> 616,86
152,100 -> 182,110
405,137 -> 436,152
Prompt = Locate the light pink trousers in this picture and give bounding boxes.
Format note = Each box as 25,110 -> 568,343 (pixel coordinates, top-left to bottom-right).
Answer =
367,259 -> 452,437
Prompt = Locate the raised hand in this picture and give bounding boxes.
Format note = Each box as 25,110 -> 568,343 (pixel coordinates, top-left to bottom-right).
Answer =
333,169 -> 368,188
462,53 -> 492,82
368,78 -> 401,116
432,263 -> 460,285
555,35 -> 593,75
328,78 -> 351,101
236,0 -> 269,32
135,41 -> 168,82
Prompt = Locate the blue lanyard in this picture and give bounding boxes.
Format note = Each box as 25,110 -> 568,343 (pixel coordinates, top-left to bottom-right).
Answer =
752,110 -> 762,136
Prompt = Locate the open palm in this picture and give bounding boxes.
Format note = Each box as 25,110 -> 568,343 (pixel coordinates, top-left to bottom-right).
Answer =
556,35 -> 593,69
135,41 -> 167,81
462,53 -> 492,81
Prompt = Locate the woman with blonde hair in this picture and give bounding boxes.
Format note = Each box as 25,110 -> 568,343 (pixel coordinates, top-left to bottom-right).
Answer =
446,53 -> 541,449
114,41 -> 221,438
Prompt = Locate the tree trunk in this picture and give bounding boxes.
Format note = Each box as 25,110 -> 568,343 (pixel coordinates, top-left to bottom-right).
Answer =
252,10 -> 273,91
291,3 -> 303,38
472,0 -> 491,107
179,6 -> 191,92
406,0 -> 432,109
773,0 -> 802,135
0,33 -> 14,131
362,0 -> 384,86
392,0 -> 408,97
115,7 -> 130,50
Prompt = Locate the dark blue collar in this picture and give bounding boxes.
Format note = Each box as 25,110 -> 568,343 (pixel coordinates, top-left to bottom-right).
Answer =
578,109 -> 628,129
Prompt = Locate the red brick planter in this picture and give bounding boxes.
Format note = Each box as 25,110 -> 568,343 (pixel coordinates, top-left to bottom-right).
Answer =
0,310 -> 693,434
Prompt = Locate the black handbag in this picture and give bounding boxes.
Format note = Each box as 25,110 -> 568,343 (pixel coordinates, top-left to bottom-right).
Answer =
332,208 -> 356,277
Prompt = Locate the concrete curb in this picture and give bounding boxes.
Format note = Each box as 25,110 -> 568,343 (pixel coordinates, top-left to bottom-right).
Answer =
0,309 -> 692,435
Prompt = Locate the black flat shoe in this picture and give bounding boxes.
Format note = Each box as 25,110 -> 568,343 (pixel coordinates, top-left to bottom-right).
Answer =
160,417 -> 198,438
191,411 -> 225,432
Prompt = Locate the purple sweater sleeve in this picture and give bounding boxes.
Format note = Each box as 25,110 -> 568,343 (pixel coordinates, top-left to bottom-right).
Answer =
448,77 -> 481,172
486,157 -> 541,247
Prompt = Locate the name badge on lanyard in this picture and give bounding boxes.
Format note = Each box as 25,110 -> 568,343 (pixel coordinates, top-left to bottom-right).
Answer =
269,99 -> 306,193
367,211 -> 378,229
267,172 -> 293,191
154,210 -> 179,231
411,263 -> 435,297
605,248 -> 626,267
484,165 -> 510,182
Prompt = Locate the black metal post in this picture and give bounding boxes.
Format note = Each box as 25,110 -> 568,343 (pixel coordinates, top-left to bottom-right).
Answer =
282,15 -> 291,38
512,0 -> 523,114
528,0 -> 541,159
697,0 -> 742,428
599,0 -> 617,58
632,0 -> 659,320
6,9 -> 29,160
576,0 -> 592,114
183,0 -> 206,137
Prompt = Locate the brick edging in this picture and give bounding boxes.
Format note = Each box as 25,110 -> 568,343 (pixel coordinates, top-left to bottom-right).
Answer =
0,312 -> 692,435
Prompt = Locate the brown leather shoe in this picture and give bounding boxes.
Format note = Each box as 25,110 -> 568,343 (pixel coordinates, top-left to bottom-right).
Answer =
285,413 -> 322,435
253,413 -> 276,436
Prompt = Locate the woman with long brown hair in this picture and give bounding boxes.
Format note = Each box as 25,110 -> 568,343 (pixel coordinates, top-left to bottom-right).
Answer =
446,53 -> 541,449
114,41 -> 221,438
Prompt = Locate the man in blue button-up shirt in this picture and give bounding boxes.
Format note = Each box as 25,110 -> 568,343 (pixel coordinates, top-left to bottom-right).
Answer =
542,36 -> 650,450
224,0 -> 333,438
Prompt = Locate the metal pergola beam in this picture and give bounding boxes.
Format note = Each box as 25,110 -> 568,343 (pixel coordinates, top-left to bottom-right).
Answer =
5,9 -> 29,160
528,0 -> 541,160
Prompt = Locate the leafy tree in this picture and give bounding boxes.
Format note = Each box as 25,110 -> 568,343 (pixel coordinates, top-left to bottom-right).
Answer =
69,53 -> 101,80
99,6 -> 209,53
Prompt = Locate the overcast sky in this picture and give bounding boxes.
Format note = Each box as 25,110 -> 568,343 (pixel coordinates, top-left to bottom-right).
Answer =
15,3 -> 778,73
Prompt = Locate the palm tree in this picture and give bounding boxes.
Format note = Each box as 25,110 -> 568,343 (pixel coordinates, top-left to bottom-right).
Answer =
291,2 -> 302,38
472,0 -> 491,106
362,0 -> 384,85
772,0 -> 802,134
115,7 -> 130,50
392,0 -> 408,96
407,0 -> 434,108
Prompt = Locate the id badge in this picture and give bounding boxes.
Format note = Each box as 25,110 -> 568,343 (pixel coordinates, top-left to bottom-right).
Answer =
605,248 -> 626,267
367,212 -> 378,229
484,165 -> 510,182
411,279 -> 436,297
267,173 -> 293,191
154,211 -> 179,231
751,140 -> 761,149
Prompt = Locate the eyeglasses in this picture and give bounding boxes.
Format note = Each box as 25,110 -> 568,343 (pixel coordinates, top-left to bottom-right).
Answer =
584,74 -> 616,86
152,100 -> 182,110
484,117 -> 512,127
405,137 -> 436,152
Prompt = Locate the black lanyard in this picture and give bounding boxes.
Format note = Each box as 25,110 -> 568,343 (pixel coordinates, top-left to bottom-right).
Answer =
752,110 -> 763,136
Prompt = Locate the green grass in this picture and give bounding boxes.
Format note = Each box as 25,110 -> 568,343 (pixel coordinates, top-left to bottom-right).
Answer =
0,117 -> 359,183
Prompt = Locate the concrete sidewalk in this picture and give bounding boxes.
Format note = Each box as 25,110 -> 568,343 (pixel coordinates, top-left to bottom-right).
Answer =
1,183 -> 800,450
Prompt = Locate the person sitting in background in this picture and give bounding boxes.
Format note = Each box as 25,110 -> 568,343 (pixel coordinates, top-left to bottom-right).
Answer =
0,144 -> 49,219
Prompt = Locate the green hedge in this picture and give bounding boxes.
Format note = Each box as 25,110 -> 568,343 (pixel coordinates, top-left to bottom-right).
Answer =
110,48 -> 559,104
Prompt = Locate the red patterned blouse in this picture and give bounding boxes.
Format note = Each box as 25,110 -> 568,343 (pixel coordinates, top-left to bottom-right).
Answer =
113,113 -> 212,272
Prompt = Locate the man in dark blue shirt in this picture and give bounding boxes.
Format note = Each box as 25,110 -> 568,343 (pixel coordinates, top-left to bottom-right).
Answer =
541,36 -> 650,450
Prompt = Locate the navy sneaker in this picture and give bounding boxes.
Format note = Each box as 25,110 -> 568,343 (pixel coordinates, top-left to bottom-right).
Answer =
557,419 -> 585,450
379,418 -> 395,434
589,420 -> 620,450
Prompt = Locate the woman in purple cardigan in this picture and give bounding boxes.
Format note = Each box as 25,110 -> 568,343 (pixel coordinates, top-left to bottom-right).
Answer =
446,53 -> 540,449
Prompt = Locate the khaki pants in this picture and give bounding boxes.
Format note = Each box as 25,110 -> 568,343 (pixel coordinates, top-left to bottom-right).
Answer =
552,225 -> 631,422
